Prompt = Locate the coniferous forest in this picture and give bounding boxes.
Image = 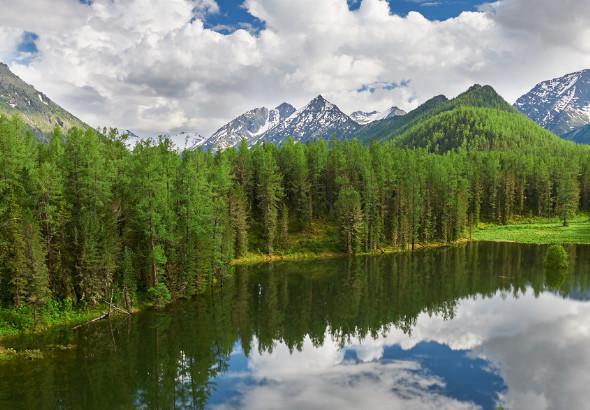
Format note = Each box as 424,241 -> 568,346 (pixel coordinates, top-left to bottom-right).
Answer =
1,111 -> 589,314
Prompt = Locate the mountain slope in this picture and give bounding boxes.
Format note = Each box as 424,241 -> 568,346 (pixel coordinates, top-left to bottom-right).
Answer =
0,62 -> 87,137
204,103 -> 295,150
259,95 -> 359,144
386,85 -> 571,153
563,124 -> 590,144
169,131 -> 208,149
350,106 -> 406,125
352,85 -> 516,144
392,106 -> 570,153
515,70 -> 590,135
351,95 -> 449,142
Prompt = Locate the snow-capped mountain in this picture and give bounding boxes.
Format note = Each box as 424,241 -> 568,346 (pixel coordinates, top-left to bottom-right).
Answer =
515,69 -> 590,135
350,106 -> 407,125
123,130 -> 207,151
168,131 -> 208,150
259,95 -> 360,144
204,103 -> 296,150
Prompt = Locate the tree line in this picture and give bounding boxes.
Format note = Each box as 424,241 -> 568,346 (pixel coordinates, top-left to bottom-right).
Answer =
0,114 -> 588,310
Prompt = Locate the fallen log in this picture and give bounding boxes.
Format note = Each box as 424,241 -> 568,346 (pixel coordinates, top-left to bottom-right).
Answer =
104,301 -> 131,316
73,312 -> 111,330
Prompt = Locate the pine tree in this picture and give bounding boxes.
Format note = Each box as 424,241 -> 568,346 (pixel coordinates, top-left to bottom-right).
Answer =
277,203 -> 289,249
229,186 -> 249,258
22,215 -> 51,322
335,187 -> 364,254
253,146 -> 283,254
556,162 -> 580,227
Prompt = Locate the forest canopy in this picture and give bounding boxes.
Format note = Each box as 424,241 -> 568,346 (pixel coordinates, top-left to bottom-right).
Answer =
0,113 -> 589,312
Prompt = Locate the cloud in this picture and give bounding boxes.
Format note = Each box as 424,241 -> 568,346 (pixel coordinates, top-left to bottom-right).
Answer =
0,27 -> 23,62
485,0 -> 590,53
210,289 -> 590,410
215,337 -> 478,410
192,0 -> 220,19
0,0 -> 589,137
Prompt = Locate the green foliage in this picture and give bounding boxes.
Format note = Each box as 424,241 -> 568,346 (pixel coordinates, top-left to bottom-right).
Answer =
2,103 -> 590,320
544,245 -> 569,270
352,95 -> 449,142
0,298 -> 98,336
353,84 -> 517,144
393,106 -> 568,153
147,283 -> 171,308
335,187 -> 364,254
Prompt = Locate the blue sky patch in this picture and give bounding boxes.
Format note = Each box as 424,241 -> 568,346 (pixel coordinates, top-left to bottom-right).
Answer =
380,342 -> 506,410
202,0 -> 265,34
12,31 -> 39,64
351,0 -> 490,20
357,79 -> 411,93
203,0 -> 490,36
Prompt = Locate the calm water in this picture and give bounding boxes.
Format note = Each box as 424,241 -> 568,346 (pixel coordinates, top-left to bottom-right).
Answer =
1,242 -> 590,410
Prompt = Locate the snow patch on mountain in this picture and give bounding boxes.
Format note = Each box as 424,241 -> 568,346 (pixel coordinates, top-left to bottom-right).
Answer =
123,130 -> 207,151
350,110 -> 379,125
170,131 -> 208,150
350,106 -> 407,125
204,103 -> 296,150
259,95 -> 360,144
515,69 -> 590,135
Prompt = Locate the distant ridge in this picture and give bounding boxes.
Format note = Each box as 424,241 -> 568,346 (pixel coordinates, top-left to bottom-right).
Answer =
351,84 -> 518,144
514,69 -> 590,144
391,84 -> 571,153
351,95 -> 449,142
0,62 -> 88,138
515,70 -> 590,136
204,103 -> 296,150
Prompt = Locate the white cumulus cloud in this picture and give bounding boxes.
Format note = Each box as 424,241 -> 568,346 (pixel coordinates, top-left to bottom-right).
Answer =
0,0 -> 589,137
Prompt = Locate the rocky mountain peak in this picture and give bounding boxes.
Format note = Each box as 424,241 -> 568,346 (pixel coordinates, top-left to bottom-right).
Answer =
515,69 -> 590,135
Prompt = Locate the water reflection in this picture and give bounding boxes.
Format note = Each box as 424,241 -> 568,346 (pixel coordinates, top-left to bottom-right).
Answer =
1,242 -> 590,410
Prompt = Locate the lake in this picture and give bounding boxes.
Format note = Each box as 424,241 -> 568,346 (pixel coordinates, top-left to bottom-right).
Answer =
1,242 -> 589,410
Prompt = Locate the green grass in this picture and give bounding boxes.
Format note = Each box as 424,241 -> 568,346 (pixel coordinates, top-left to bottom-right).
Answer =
0,301 -> 106,338
472,214 -> 590,244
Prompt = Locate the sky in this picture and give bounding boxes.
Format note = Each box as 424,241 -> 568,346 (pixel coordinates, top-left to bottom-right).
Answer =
0,0 -> 590,137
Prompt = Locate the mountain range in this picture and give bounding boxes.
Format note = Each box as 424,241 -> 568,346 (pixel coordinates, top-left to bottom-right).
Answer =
2,61 -> 590,150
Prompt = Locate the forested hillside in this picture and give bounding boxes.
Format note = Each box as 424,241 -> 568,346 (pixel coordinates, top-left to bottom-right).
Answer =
1,113 -> 589,314
0,64 -> 87,139
352,84 -> 516,143
393,106 -> 570,153
351,95 -> 448,142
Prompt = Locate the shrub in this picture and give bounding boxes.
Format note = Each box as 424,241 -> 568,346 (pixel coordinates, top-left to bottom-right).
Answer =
147,283 -> 171,308
544,244 -> 569,270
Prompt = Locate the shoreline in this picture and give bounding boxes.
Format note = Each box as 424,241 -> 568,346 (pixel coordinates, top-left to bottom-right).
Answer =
2,215 -> 589,358
231,240 -> 459,266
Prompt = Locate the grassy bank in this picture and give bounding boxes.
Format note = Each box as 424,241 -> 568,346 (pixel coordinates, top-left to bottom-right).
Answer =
472,214 -> 590,244
231,242 -> 455,266
232,221 -> 457,266
235,215 -> 590,266
0,301 -> 141,360
0,301 -> 109,339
